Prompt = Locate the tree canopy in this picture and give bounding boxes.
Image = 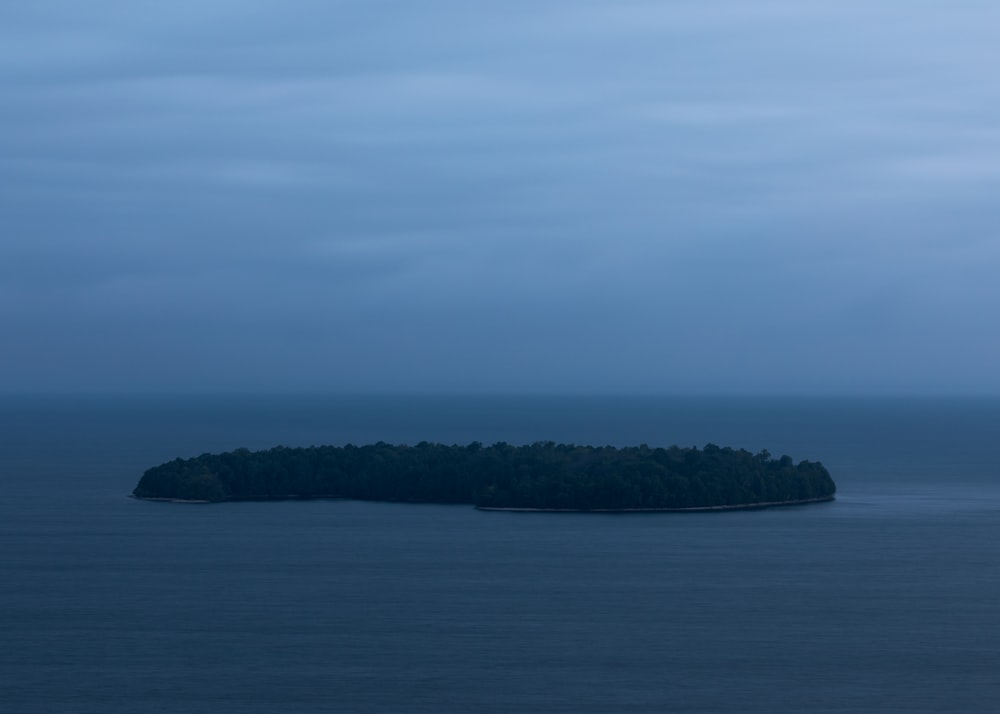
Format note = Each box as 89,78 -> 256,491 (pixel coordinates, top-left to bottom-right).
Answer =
133,441 -> 836,511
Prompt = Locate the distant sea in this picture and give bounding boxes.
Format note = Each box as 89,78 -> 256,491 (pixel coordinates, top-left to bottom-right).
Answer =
2,395 -> 999,713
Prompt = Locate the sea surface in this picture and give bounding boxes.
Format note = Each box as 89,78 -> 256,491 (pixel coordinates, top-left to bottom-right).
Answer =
1,395 -> 999,713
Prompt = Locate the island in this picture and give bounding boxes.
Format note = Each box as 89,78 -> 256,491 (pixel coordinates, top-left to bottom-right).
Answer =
132,441 -> 836,511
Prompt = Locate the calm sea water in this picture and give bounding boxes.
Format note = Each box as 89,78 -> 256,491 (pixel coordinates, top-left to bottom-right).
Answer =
1,395 -> 999,713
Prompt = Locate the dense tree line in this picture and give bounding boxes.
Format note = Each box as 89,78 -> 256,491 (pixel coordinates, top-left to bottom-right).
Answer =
133,442 -> 836,510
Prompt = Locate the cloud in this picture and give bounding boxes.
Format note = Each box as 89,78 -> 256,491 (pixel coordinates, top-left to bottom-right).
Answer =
2,0 -> 1000,393
888,154 -> 1000,183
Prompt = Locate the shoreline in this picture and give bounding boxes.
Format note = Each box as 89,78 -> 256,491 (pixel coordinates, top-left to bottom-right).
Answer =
475,495 -> 836,513
130,493 -> 342,504
129,495 -> 212,504
131,494 -> 835,511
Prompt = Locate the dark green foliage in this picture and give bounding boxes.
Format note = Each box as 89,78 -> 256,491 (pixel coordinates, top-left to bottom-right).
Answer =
133,442 -> 836,510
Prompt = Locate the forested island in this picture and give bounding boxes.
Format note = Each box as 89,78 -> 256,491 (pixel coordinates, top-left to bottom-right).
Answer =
132,441 -> 836,511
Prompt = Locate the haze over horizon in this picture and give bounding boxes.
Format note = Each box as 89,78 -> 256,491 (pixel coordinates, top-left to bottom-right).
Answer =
3,1 -> 999,396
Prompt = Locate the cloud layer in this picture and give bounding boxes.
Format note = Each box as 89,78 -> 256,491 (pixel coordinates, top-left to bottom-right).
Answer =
3,0 -> 999,393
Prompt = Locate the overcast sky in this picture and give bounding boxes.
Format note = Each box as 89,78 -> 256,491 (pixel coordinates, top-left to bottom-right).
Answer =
3,1 -> 999,395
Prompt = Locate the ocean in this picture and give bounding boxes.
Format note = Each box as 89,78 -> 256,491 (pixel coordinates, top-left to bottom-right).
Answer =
1,395 -> 998,713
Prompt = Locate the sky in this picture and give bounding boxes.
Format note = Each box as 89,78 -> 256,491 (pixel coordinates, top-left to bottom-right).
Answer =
3,0 -> 999,395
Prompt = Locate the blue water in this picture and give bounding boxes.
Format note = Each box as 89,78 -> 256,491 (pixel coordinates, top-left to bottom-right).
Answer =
2,395 -> 999,712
